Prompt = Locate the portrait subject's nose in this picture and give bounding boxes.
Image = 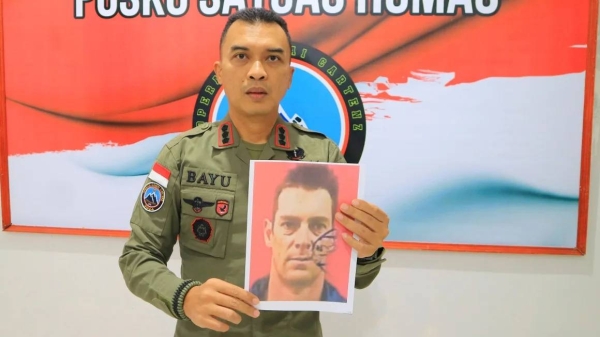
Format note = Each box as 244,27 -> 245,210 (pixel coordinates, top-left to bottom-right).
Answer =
294,224 -> 312,252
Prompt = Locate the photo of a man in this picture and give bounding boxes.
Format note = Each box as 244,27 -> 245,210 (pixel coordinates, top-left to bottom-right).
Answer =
250,163 -> 346,302
245,160 -> 362,312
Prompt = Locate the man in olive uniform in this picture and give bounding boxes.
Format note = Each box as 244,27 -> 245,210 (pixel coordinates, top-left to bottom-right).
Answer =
119,7 -> 389,337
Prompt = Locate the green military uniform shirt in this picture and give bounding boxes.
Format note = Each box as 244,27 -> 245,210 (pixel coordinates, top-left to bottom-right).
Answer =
118,114 -> 386,337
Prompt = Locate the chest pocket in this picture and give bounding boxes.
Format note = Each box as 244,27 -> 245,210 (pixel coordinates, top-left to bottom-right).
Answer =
179,187 -> 235,258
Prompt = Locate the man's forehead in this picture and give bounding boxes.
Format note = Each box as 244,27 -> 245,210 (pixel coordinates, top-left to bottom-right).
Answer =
278,186 -> 331,197
223,21 -> 289,51
276,188 -> 333,212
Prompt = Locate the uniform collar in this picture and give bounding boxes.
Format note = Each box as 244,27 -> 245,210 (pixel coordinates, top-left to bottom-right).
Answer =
213,114 -> 298,151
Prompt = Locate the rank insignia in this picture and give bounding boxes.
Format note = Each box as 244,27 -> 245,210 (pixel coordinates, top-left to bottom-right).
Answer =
192,218 -> 213,243
215,200 -> 229,217
274,123 -> 290,149
183,197 -> 215,213
218,121 -> 234,147
286,147 -> 305,161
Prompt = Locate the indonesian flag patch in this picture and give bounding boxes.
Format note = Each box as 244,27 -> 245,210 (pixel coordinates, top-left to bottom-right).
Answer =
148,162 -> 171,188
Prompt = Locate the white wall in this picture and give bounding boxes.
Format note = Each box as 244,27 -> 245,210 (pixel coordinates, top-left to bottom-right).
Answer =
2,25 -> 600,337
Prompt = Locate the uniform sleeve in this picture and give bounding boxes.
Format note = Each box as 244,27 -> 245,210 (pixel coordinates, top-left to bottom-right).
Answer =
326,139 -> 386,289
118,145 -> 200,320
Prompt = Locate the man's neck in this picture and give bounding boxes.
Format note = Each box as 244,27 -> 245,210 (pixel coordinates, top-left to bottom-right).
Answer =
228,110 -> 278,144
266,268 -> 325,301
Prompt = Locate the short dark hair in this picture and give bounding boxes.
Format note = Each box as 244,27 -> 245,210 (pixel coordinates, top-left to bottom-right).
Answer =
219,8 -> 292,54
272,164 -> 339,221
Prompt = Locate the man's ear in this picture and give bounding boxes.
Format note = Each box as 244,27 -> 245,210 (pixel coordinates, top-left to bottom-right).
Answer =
287,67 -> 294,89
214,61 -> 222,85
264,219 -> 273,248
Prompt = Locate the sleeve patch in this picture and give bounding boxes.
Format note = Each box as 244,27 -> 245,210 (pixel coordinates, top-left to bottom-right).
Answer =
149,162 -> 171,188
140,182 -> 166,213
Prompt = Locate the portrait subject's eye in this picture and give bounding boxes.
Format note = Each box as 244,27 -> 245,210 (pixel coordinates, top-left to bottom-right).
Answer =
281,221 -> 299,234
268,55 -> 280,62
310,221 -> 327,236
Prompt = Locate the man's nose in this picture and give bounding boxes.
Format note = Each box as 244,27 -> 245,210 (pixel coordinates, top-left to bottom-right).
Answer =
247,61 -> 267,80
294,225 -> 313,251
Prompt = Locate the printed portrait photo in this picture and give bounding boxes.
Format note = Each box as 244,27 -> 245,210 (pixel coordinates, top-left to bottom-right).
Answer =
244,160 -> 364,313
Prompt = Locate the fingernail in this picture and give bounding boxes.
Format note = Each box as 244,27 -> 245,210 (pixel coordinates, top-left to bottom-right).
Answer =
253,298 -> 260,305
340,203 -> 348,211
254,310 -> 260,317
352,199 -> 359,206
336,213 -> 344,220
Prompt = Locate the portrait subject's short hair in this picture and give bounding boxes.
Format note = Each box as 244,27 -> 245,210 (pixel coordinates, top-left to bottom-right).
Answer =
272,164 -> 339,219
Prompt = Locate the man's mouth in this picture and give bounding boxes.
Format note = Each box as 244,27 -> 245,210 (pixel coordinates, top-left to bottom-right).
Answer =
289,257 -> 312,262
246,87 -> 267,98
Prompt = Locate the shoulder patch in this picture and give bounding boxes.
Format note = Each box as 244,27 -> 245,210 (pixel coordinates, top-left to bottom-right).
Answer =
140,181 -> 166,212
291,122 -> 327,138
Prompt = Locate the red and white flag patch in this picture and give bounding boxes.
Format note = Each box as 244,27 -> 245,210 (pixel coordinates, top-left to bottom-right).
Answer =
148,162 -> 171,188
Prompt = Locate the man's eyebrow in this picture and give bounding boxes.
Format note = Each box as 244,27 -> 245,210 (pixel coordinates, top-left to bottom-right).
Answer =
279,215 -> 301,222
230,45 -> 249,52
229,45 -> 284,53
308,216 -> 330,222
278,215 -> 330,222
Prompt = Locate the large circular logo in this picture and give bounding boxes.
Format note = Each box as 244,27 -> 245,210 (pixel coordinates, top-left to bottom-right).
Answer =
192,42 -> 366,163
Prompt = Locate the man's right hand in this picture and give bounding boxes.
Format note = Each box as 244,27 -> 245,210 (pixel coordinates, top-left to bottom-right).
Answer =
182,278 -> 261,332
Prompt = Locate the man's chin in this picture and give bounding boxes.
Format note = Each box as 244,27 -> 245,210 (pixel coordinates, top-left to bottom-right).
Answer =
244,109 -> 276,116
283,269 -> 319,286
238,100 -> 276,114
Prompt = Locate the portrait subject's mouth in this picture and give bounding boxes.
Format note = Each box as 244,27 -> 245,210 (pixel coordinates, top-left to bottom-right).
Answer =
288,256 -> 312,262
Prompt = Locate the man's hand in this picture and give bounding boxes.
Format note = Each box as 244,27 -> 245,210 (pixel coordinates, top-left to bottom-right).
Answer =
335,199 -> 390,258
183,278 -> 260,333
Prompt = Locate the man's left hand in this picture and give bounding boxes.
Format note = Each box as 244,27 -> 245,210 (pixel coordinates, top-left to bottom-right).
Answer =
335,199 -> 390,258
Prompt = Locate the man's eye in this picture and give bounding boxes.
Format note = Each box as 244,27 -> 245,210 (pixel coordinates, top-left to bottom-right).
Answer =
235,54 -> 246,59
311,223 -> 327,234
268,55 -> 279,61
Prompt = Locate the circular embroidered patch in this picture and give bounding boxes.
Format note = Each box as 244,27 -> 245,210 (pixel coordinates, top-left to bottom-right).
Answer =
192,218 -> 213,243
140,182 -> 165,212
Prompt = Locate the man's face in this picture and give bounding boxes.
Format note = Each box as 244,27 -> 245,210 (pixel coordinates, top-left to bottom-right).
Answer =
264,187 -> 334,288
214,20 -> 294,117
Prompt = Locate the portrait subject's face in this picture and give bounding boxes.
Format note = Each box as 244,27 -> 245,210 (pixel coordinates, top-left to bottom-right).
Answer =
265,187 -> 334,288
214,20 -> 294,117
